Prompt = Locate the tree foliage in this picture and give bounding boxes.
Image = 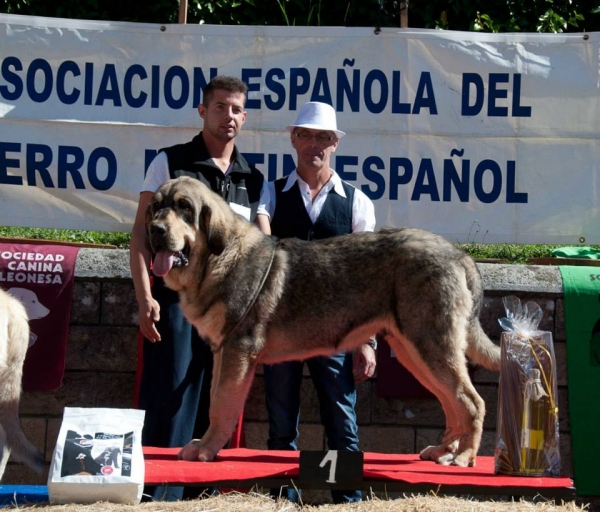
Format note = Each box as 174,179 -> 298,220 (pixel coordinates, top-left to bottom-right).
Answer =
2,0 -> 599,32
1,0 -> 179,23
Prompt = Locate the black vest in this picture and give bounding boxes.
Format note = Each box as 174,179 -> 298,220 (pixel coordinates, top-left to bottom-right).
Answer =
160,132 -> 264,222
270,179 -> 355,240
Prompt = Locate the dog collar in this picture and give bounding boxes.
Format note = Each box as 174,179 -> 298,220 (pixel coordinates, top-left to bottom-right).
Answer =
219,240 -> 276,345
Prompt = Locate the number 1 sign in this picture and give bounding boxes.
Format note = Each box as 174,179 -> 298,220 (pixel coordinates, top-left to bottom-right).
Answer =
299,451 -> 363,489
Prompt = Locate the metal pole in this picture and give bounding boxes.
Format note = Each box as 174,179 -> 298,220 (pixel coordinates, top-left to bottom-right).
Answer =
178,0 -> 188,24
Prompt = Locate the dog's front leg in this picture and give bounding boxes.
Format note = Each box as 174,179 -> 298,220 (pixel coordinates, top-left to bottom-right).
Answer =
178,342 -> 257,462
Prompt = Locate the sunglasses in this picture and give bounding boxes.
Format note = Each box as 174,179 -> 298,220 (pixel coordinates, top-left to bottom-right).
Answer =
293,131 -> 337,143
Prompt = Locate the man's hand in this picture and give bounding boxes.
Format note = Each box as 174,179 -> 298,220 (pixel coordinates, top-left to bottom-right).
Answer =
138,297 -> 161,342
352,343 -> 377,383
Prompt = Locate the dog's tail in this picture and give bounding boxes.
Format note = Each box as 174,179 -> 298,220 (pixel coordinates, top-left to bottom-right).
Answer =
466,319 -> 501,372
0,294 -> 44,478
461,254 -> 501,372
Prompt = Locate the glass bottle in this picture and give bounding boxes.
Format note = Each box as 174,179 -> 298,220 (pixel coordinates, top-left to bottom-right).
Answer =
519,368 -> 549,474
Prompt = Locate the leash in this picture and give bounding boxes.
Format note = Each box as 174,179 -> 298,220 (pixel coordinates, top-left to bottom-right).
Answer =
220,239 -> 277,344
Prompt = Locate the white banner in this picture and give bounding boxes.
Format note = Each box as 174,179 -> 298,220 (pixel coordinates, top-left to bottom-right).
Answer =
1,14 -> 598,243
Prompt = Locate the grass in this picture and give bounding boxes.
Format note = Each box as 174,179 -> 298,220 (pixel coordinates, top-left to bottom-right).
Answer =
456,242 -> 562,264
0,227 -> 131,249
10,490 -> 593,511
0,226 -> 594,264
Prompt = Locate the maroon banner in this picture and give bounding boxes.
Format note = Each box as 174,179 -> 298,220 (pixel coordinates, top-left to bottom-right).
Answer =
0,242 -> 80,391
376,340 -> 476,399
376,339 -> 433,399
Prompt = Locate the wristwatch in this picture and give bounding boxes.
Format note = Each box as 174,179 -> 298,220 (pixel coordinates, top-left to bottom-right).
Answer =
366,337 -> 378,350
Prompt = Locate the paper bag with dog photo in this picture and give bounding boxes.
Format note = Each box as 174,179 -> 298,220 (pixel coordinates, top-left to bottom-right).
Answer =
48,407 -> 145,505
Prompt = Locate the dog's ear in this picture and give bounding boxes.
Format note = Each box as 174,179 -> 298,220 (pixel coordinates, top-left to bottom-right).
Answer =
199,203 -> 228,255
144,201 -> 154,253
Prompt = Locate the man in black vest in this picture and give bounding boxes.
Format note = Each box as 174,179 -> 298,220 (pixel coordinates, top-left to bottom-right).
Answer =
264,102 -> 377,504
130,76 -> 270,501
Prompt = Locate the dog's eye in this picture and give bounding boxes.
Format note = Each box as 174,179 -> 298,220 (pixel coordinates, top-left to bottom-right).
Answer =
177,199 -> 192,211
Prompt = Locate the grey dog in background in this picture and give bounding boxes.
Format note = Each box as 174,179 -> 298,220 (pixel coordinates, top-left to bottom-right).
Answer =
0,287 -> 44,480
146,176 -> 501,468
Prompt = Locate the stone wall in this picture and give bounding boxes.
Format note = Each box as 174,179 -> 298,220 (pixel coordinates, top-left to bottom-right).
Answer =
5,249 -> 572,487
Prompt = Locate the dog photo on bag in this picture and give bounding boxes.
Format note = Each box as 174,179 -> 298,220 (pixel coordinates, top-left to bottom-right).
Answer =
60,431 -> 103,476
147,176 -> 501,468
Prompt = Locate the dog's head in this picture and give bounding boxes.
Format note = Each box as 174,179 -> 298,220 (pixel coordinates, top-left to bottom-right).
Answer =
7,287 -> 50,320
146,177 -> 233,277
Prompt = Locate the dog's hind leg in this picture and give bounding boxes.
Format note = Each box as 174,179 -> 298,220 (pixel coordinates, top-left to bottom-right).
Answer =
387,328 -> 485,467
0,425 -> 9,481
178,340 -> 258,462
389,335 -> 460,434
386,335 -> 465,460
417,365 -> 485,468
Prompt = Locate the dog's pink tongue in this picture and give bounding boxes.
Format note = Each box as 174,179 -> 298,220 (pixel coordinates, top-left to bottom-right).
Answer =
152,251 -> 174,277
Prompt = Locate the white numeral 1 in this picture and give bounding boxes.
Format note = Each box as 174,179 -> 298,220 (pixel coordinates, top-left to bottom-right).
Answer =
319,450 -> 338,483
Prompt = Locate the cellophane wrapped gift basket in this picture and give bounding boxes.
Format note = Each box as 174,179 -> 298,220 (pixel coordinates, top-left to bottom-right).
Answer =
494,296 -> 561,476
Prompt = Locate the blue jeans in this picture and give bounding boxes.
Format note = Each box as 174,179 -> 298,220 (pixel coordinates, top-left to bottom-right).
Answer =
264,353 -> 362,504
138,282 -> 214,501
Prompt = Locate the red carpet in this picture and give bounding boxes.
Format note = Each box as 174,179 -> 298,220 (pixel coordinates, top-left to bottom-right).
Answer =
143,447 -> 574,497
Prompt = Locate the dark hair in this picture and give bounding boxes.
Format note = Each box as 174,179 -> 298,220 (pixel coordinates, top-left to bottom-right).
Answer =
203,75 -> 247,107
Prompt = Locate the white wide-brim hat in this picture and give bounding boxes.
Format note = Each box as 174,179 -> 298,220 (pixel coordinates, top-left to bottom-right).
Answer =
286,102 -> 346,139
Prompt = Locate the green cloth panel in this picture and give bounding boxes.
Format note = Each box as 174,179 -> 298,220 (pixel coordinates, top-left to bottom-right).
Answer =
552,247 -> 600,259
559,265 -> 600,496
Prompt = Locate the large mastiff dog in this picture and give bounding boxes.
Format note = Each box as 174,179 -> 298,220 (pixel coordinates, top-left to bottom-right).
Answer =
0,287 -> 44,480
147,176 -> 500,468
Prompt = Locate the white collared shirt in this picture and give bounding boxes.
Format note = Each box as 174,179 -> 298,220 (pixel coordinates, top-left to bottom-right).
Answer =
265,169 -> 376,233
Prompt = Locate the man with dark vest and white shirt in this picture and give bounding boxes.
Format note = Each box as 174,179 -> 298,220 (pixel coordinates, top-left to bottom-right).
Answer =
263,101 -> 377,504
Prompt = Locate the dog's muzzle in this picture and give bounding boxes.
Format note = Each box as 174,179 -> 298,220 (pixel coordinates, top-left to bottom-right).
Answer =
149,222 -> 190,277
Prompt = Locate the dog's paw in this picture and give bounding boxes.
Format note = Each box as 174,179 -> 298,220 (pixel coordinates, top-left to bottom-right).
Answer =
420,445 -> 451,465
419,444 -> 475,467
452,452 -> 476,467
177,439 -> 217,462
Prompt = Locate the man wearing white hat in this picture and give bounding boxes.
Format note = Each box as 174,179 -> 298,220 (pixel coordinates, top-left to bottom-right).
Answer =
263,101 -> 377,504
